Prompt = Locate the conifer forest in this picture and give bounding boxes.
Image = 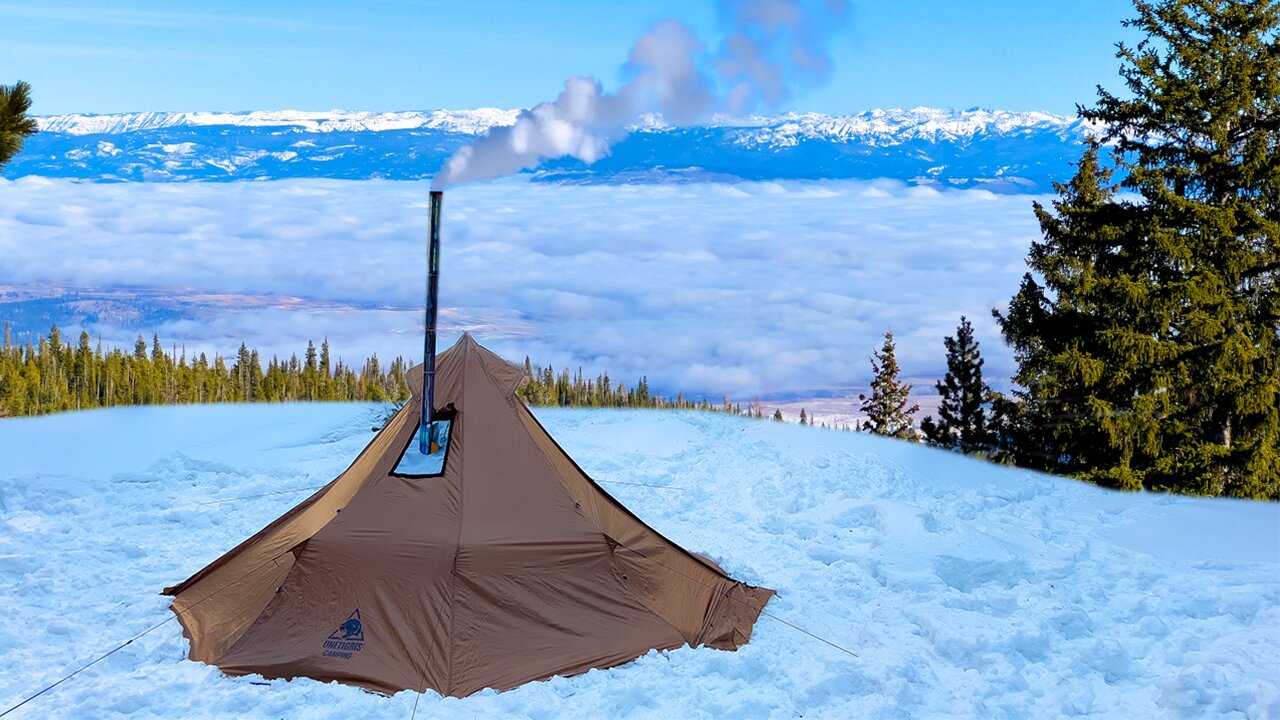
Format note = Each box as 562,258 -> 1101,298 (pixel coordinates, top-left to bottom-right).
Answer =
0,323 -> 722,419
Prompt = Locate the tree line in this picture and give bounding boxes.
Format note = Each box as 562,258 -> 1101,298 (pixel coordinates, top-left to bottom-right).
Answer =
0,324 -> 737,419
514,360 -> 843,428
0,325 -> 414,416
516,359 -> 722,412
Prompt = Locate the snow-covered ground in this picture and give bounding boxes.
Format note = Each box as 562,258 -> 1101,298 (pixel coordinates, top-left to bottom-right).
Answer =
1,404 -> 1277,718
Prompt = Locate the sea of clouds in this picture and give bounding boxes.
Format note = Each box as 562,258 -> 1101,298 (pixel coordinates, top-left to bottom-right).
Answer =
0,176 -> 1044,401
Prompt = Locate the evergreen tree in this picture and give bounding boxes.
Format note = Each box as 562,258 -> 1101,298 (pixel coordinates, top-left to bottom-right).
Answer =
362,354 -> 386,402
0,81 -> 37,169
248,349 -> 263,400
859,331 -> 920,440
303,341 -> 319,400
799,408 -> 808,426
921,316 -> 995,454
319,339 -> 333,400
772,408 -> 784,422
233,343 -> 252,400
998,0 -> 1279,497
75,331 -> 92,409
996,148 -> 1159,485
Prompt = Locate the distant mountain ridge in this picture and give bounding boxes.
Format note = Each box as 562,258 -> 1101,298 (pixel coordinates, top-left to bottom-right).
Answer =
12,107 -> 1099,191
35,108 -> 521,135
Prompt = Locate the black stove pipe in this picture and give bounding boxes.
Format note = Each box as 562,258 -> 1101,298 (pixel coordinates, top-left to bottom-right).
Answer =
420,190 -> 443,454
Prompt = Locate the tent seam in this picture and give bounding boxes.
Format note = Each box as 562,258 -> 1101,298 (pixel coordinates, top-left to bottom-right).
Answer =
165,402 -> 416,596
504,398 -> 694,644
517,403 -> 732,579
442,352 -> 468,696
601,536 -> 693,644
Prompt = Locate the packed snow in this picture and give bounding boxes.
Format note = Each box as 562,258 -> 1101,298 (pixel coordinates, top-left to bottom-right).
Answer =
1,403 -> 1276,718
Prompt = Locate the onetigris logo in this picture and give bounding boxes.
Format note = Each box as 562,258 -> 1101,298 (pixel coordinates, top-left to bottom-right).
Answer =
321,608 -> 365,660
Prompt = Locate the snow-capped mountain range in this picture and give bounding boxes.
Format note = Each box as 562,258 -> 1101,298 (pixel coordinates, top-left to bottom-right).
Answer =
11,107 -> 1100,190
34,108 -> 521,136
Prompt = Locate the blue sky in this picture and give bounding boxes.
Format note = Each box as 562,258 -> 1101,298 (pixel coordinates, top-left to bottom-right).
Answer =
3,1 -> 1139,116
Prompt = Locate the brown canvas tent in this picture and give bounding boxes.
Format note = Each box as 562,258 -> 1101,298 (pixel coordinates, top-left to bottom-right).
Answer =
164,333 -> 774,697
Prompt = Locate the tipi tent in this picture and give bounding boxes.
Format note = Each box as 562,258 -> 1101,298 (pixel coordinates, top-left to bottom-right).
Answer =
164,333 -> 774,697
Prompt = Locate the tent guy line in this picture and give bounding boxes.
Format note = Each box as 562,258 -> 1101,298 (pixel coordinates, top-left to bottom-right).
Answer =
195,478 -> 685,507
196,485 -> 327,506
1,502 -> 855,717
591,480 -> 684,490
611,544 -> 860,660
757,609 -> 860,659
0,615 -> 176,718
2,349 -> 834,710
0,546 -> 302,718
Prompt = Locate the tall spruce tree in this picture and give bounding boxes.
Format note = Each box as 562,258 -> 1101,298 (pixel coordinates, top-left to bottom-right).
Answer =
0,81 -> 37,170
921,316 -> 994,453
998,0 -> 1279,497
859,331 -> 920,440
997,147 -> 1160,485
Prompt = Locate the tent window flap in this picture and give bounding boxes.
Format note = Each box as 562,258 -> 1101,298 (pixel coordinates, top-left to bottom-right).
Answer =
393,419 -> 452,477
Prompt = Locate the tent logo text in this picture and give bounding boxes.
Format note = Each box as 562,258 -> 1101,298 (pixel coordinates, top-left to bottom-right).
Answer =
322,608 -> 364,660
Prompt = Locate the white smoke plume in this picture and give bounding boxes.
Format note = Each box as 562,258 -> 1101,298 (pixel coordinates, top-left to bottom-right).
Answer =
432,0 -> 848,190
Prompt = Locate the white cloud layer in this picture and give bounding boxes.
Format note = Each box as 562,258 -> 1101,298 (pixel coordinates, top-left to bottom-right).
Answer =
0,176 -> 1045,400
